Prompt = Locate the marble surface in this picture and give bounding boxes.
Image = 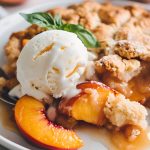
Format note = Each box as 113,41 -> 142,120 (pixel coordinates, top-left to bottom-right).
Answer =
3,0 -> 55,13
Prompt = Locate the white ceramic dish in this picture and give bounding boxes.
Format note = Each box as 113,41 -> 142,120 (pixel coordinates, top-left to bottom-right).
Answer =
0,0 -> 150,150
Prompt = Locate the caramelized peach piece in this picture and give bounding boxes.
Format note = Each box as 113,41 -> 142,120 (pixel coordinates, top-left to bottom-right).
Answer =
59,81 -> 114,126
15,96 -> 83,150
22,39 -> 29,47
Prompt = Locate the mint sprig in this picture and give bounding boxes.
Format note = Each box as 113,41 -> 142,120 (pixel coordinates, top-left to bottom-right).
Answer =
20,12 -> 99,48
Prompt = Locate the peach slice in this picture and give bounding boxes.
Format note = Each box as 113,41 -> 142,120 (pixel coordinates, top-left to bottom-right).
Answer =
15,96 -> 83,150
59,81 -> 115,126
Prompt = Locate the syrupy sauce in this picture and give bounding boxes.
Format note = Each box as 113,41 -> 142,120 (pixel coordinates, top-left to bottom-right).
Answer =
127,63 -> 150,103
0,101 -> 150,150
101,62 -> 150,103
76,123 -> 150,150
110,129 -> 150,150
0,101 -> 18,133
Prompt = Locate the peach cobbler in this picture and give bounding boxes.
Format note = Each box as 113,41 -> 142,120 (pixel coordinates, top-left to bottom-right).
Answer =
1,1 -> 150,150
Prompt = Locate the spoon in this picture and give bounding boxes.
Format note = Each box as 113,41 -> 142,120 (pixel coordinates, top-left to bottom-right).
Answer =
0,68 -> 17,106
0,89 -> 17,106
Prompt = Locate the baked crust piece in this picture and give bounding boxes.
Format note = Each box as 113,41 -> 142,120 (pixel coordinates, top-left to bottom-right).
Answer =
70,0 -> 101,30
95,54 -> 141,82
93,24 -> 117,41
104,93 -> 147,128
4,25 -> 44,76
5,25 -> 44,63
50,1 -> 101,30
48,8 -> 80,24
99,3 -> 131,26
124,5 -> 148,17
113,40 -> 149,59
115,14 -> 150,51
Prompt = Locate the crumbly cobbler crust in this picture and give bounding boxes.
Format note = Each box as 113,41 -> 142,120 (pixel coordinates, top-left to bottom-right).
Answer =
104,93 -> 147,128
2,1 -> 150,103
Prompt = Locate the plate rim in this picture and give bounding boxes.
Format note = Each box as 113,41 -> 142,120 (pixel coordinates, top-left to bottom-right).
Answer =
0,0 -> 149,150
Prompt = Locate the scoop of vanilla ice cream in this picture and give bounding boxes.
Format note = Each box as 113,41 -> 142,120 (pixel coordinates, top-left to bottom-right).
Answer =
17,30 -> 88,100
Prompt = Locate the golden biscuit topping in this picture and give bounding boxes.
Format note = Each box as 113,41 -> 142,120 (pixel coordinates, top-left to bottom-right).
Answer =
95,54 -> 141,81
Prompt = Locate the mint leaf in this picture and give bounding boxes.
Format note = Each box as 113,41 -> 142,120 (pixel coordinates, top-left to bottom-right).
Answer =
20,12 -> 55,28
61,24 -> 99,48
20,12 -> 100,48
54,14 -> 63,26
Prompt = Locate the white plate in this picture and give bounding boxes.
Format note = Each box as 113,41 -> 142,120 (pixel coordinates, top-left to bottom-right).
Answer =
0,0 -> 150,150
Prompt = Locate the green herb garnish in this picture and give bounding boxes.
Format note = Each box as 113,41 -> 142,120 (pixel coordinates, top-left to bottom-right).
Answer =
20,12 -> 99,48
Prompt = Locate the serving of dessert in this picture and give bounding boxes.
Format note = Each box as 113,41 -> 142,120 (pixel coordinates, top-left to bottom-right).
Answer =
1,0 -> 150,150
